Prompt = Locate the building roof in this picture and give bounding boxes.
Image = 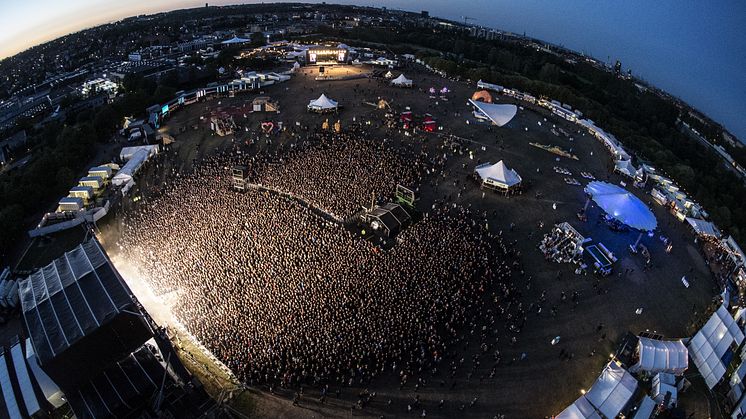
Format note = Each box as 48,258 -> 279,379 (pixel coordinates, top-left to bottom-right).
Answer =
469,99 -> 517,127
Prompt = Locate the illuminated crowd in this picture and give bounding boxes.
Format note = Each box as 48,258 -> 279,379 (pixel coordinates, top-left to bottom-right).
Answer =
116,129 -> 525,407
250,128 -> 425,219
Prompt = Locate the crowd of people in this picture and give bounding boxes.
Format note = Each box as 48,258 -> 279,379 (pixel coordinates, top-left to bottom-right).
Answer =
116,132 -> 525,401
250,127 -> 426,219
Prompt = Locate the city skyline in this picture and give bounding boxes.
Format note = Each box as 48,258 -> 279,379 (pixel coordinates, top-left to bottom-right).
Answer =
2,0 -> 744,141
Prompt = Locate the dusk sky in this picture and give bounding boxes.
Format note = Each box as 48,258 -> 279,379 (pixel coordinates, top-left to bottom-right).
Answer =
2,0 -> 744,140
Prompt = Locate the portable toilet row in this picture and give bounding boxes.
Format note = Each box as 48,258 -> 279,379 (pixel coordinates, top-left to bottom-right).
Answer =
78,176 -> 104,190
69,185 -> 94,204
88,166 -> 112,180
57,196 -> 84,212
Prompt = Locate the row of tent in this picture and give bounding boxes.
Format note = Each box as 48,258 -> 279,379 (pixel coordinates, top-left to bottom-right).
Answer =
555,300 -> 746,418
0,268 -> 18,309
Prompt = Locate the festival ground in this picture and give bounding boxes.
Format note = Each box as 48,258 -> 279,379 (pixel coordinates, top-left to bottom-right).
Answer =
19,64 -> 717,418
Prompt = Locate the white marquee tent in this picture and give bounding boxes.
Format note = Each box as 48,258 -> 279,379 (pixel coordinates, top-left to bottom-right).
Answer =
112,149 -> 150,187
689,305 -> 745,389
555,362 -> 637,419
686,217 -> 721,239
614,159 -> 641,179
307,94 -> 338,112
629,337 -> 688,375
469,99 -> 518,127
475,161 -> 522,191
391,74 -> 413,87
584,362 -> 638,419
555,395 -> 602,419
120,145 -> 158,162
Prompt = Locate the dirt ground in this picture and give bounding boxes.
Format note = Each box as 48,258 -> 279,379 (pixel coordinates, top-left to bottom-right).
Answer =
20,63 -> 717,418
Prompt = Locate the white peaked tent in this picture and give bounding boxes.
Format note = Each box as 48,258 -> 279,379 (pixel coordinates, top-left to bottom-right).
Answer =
555,395 -> 602,419
391,74 -> 413,87
614,159 -> 641,178
689,305 -> 745,389
629,337 -> 688,375
221,36 -> 250,44
555,362 -> 637,419
469,99 -> 518,127
307,94 -> 338,113
475,161 -> 522,192
584,362 -> 638,419
384,70 -> 394,79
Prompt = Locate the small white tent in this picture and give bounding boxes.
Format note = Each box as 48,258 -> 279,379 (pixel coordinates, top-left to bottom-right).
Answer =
391,74 -> 413,87
384,70 -> 394,79
475,161 -> 522,193
307,94 -> 339,113
469,99 -> 517,127
629,337 -> 688,375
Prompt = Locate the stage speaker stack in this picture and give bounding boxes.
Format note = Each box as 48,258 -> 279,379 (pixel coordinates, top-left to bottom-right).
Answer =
232,165 -> 248,191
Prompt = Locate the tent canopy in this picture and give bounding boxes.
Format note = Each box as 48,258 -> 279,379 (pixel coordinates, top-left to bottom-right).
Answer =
475,161 -> 522,188
689,305 -> 745,389
555,395 -> 602,419
686,217 -> 721,238
113,149 -> 150,186
221,36 -> 250,44
614,159 -> 640,178
391,74 -> 412,86
469,99 -> 517,127
584,362 -> 638,419
307,94 -> 338,110
585,181 -> 657,231
630,337 -> 688,375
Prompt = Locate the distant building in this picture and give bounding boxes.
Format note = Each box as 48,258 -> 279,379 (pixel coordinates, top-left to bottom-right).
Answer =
421,10 -> 429,18
614,60 -> 622,76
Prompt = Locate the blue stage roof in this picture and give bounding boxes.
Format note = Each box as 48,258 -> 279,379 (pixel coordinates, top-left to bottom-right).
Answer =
585,181 -> 657,231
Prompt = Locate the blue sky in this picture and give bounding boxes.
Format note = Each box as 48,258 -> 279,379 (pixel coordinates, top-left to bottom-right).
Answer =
2,0 -> 744,141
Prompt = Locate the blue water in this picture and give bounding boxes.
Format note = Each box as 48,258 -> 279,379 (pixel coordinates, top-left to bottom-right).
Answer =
279,0 -> 746,141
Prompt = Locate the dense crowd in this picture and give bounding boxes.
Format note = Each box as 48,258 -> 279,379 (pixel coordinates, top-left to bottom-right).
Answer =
116,131 -> 523,396
250,128 -> 425,219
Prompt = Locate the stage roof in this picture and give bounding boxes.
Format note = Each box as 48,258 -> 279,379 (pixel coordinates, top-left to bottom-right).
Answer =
469,99 -> 517,127
19,239 -> 135,366
585,181 -> 657,231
